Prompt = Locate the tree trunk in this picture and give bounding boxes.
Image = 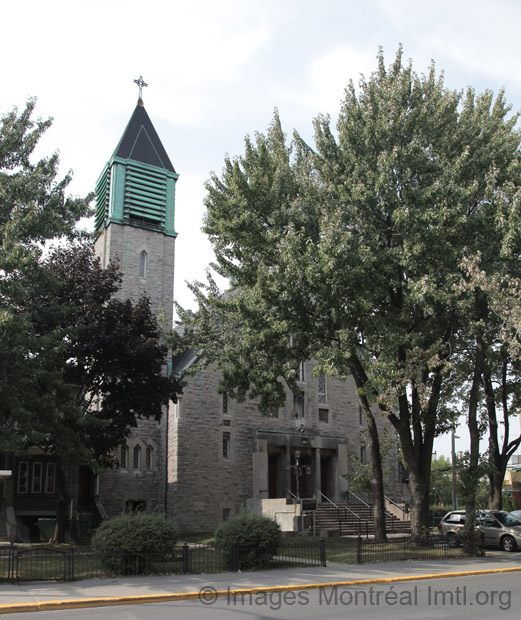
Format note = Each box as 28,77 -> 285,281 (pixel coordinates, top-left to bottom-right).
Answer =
407,470 -> 431,539
398,432 -> 432,541
52,464 -> 69,544
489,471 -> 505,510
465,321 -> 486,533
363,403 -> 387,542
348,356 -> 387,542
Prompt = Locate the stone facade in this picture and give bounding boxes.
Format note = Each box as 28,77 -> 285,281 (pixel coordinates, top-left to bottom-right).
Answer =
94,224 -> 176,328
166,359 -> 400,532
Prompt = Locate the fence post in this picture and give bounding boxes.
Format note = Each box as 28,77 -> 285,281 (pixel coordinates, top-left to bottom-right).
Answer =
231,541 -> 239,572
69,546 -> 75,581
356,535 -> 362,564
8,543 -> 15,581
319,537 -> 326,567
182,543 -> 189,573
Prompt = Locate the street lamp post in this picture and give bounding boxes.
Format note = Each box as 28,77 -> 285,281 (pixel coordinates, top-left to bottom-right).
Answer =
294,450 -> 301,501
451,431 -> 459,510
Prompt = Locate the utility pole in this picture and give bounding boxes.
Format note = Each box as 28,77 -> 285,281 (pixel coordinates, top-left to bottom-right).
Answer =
451,430 -> 459,510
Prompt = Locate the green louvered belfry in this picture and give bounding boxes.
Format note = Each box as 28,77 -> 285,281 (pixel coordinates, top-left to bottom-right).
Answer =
94,102 -> 178,237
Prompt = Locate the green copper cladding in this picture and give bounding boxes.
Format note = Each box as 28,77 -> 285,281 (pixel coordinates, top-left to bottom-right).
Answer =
94,103 -> 178,237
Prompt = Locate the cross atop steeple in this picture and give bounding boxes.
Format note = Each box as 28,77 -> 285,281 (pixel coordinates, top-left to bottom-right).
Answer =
133,76 -> 148,102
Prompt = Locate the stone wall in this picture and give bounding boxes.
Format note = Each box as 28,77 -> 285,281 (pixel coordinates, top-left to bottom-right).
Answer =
167,360 -> 401,533
94,223 -> 176,328
94,221 -> 174,517
98,415 -> 167,516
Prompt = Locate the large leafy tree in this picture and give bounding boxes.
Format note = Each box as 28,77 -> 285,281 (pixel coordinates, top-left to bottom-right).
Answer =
456,256 -> 521,511
1,98 -> 92,452
3,243 -> 181,541
4,243 -> 180,460
177,48 -> 521,540
0,102 -> 181,540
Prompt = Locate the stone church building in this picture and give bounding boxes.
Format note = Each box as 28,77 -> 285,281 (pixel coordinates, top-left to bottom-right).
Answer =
92,97 -> 402,532
1,97 -> 402,538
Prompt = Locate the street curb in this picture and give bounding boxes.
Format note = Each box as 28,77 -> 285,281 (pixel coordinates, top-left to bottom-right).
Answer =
2,566 -> 521,614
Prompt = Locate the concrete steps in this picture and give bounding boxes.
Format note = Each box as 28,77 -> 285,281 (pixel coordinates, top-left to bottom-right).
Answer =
313,501 -> 411,536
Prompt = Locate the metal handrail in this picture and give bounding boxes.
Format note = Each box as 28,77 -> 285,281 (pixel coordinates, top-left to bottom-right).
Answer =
285,488 -> 298,501
384,495 -> 406,520
346,490 -> 373,520
346,489 -> 371,508
315,489 -> 338,507
315,490 -> 369,537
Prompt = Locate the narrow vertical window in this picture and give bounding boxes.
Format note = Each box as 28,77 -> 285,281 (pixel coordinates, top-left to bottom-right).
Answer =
133,445 -> 141,470
222,432 -> 231,459
294,394 -> 304,419
18,462 -> 28,493
120,445 -> 128,469
145,446 -> 153,470
297,361 -> 305,382
32,462 -> 43,493
222,392 -> 229,416
45,463 -> 56,494
318,371 -> 327,403
360,445 -> 367,465
139,250 -> 147,278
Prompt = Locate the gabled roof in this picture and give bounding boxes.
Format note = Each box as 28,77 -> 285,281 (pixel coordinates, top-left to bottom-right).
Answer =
171,348 -> 198,374
112,102 -> 176,173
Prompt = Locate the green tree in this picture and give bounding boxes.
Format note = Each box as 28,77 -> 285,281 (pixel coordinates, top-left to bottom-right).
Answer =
2,242 -> 181,541
1,99 -> 92,440
0,102 -> 181,540
175,47 -> 521,540
457,256 -> 521,510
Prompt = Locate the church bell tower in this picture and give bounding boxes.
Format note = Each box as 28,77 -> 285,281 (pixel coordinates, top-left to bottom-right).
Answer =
94,78 -> 178,328
93,79 -> 178,516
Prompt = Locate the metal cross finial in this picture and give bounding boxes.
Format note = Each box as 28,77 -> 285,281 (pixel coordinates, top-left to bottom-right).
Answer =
133,76 -> 148,100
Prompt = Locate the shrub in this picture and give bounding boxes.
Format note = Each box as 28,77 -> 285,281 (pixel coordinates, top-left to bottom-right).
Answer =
91,512 -> 177,574
214,511 -> 282,570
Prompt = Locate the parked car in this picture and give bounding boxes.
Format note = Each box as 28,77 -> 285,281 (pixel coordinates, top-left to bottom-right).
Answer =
438,509 -> 521,551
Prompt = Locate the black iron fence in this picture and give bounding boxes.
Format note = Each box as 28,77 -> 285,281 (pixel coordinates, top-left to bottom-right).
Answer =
0,539 -> 326,582
356,534 -> 479,563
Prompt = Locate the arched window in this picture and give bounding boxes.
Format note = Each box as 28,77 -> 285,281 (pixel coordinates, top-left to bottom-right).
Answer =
139,250 -> 147,278
133,445 -> 141,470
145,446 -> 153,470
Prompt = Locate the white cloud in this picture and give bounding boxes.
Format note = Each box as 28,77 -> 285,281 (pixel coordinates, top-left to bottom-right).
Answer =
376,0 -> 521,91
275,43 -> 379,125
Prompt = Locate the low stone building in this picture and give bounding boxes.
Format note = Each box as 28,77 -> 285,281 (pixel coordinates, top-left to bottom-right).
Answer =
166,355 -> 400,532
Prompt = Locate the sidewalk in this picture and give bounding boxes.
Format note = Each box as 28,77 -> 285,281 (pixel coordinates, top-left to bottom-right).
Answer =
1,553 -> 520,614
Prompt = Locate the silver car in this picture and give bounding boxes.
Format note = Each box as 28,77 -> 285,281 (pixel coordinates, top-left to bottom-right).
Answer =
438,509 -> 521,551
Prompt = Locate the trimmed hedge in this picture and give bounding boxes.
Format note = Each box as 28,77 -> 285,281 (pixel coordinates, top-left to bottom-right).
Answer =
91,512 -> 177,574
214,511 -> 282,570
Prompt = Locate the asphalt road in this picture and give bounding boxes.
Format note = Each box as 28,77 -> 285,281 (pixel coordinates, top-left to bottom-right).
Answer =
12,572 -> 517,620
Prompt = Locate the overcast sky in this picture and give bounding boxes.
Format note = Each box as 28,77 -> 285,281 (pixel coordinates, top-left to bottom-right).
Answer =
3,0 -> 521,457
